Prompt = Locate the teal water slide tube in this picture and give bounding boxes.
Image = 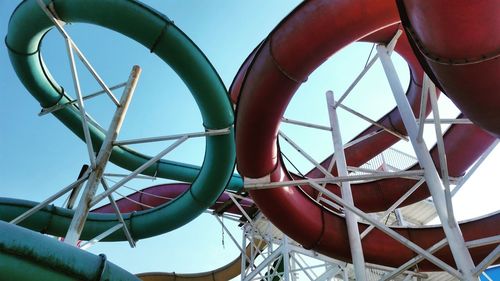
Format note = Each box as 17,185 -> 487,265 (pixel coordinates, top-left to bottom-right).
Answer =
0,221 -> 140,281
3,0 -> 242,240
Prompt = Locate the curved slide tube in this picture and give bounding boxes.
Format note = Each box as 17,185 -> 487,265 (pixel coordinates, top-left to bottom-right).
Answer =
0,182 -> 250,241
397,0 -> 500,138
91,184 -> 261,281
0,221 -> 139,281
5,0 -> 239,240
231,9 -> 496,213
234,0 -> 499,270
92,183 -> 253,216
0,182 -> 254,280
136,239 -> 267,281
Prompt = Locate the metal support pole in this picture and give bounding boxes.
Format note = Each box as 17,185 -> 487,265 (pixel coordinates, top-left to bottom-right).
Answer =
417,75 -> 430,142
380,238 -> 447,281
40,82 -> 127,116
290,253 -> 298,281
281,117 -> 332,131
315,265 -> 343,281
78,223 -> 123,250
394,209 -> 407,226
244,245 -> 283,281
422,118 -> 472,124
36,0 -> 120,106
452,139 -> 498,197
226,196 -> 271,259
113,127 -> 230,146
473,245 -> 500,276
376,44 -> 477,280
308,180 -> 462,278
65,38 -> 97,167
214,215 -> 248,259
290,254 -> 315,281
101,179 -> 135,247
427,80 -> 455,223
64,66 -> 141,246
482,272 -> 494,281
336,103 -> 408,141
244,170 -> 423,190
335,29 -> 402,108
242,226 -> 248,280
279,130 -> 334,178
282,236 -> 291,281
326,90 -> 367,281
360,178 -> 424,239
10,172 -> 90,224
90,135 -> 188,207
343,267 -> 349,281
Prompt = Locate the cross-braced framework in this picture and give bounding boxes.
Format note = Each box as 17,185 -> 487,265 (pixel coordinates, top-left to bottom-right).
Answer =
242,31 -> 499,280
233,213 -> 430,281
6,2 -> 498,280
9,0 -> 231,249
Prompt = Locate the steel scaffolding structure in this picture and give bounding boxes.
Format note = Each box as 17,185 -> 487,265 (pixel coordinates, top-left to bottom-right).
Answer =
239,34 -> 499,281
4,1 -> 498,280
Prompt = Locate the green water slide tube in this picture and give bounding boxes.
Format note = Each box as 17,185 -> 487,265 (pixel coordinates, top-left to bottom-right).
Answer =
3,0 -> 242,240
0,221 -> 140,281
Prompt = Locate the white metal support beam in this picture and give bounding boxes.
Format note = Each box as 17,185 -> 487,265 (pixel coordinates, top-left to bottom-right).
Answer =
334,29 -> 402,108
90,135 -> 188,207
113,127 -> 230,146
376,43 -> 477,280
452,139 -> 498,197
37,0 -> 120,107
64,66 -> 141,246
308,180 -> 462,278
482,272 -> 495,281
380,238 -> 448,281
427,79 -> 455,224
281,117 -> 332,131
336,102 -> 408,141
214,214 -> 248,262
282,236 -> 291,281
65,36 -> 97,167
279,130 -> 334,179
326,90 -> 367,281
360,178 -> 425,239
417,74 -> 430,142
244,170 -> 424,190
100,179 -> 136,247
473,245 -> 500,276
78,223 -> 123,250
39,82 -> 127,116
10,172 -> 90,224
243,245 -> 283,281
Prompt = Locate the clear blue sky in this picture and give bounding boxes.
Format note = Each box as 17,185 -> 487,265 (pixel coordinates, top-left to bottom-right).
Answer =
1,0 -> 498,277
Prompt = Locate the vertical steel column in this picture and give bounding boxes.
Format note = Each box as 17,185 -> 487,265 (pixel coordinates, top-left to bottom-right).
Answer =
326,91 -> 367,281
394,209 -> 407,226
241,226 -> 247,280
343,267 -> 349,281
376,45 -> 477,281
291,252 -> 298,281
282,236 -> 291,281
64,66 -> 141,245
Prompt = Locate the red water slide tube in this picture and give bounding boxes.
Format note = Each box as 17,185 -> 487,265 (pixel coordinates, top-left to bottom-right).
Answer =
233,0 -> 499,270
231,9 -> 495,214
397,0 -> 500,138
93,183 -> 253,216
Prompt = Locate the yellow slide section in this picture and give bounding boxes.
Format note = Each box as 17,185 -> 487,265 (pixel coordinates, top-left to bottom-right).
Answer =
137,240 -> 266,281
